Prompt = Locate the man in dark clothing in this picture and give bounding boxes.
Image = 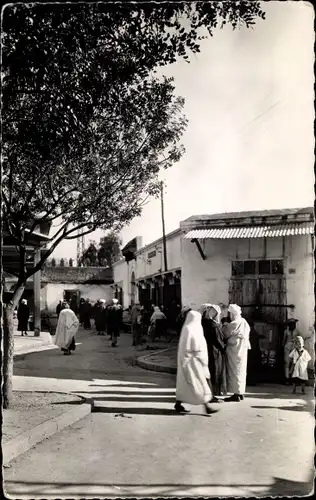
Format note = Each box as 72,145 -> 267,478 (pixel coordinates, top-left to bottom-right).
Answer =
56,300 -> 62,319
107,298 -> 123,347
79,298 -> 85,324
70,295 -> 78,315
82,298 -> 92,329
18,299 -> 30,336
94,299 -> 107,335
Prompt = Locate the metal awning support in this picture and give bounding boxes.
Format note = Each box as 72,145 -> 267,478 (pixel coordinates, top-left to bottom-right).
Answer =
192,238 -> 206,261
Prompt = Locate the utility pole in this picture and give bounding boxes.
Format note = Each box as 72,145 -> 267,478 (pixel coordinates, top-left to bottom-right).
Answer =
160,181 -> 168,272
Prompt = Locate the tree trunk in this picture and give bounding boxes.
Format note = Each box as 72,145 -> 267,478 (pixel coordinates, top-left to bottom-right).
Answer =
3,283 -> 25,409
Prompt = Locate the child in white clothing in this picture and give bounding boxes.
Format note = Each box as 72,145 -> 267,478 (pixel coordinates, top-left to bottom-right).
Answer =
289,336 -> 311,394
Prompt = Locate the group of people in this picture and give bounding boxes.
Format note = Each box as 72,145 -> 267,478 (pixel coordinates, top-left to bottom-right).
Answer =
54,297 -> 123,354
174,303 -> 311,414
175,303 -> 250,415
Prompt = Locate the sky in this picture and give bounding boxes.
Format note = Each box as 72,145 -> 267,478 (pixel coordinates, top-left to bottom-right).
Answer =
52,1 -> 314,259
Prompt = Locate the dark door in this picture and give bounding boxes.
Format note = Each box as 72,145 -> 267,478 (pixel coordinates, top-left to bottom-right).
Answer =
229,276 -> 286,381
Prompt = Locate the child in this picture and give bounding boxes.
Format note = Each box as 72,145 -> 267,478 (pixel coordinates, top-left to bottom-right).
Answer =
289,336 -> 311,394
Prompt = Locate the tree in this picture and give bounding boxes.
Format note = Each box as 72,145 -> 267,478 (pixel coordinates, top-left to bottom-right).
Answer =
98,232 -> 122,267
79,241 -> 98,267
2,2 -> 265,407
79,232 -> 122,267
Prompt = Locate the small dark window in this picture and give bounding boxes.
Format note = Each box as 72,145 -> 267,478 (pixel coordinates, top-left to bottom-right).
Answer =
232,261 -> 244,276
244,260 -> 256,275
258,260 -> 271,274
271,260 -> 284,274
148,250 -> 156,259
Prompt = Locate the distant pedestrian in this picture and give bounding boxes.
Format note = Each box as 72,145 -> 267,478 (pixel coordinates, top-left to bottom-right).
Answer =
17,299 -> 30,336
131,303 -> 142,346
283,318 -> 299,385
82,298 -> 92,329
54,302 -> 79,355
70,295 -> 78,315
56,300 -> 63,318
175,310 -> 219,415
222,304 -> 250,402
200,303 -> 227,401
289,336 -> 311,394
94,299 -> 107,335
149,306 -> 167,341
79,298 -> 85,324
107,298 -> 123,347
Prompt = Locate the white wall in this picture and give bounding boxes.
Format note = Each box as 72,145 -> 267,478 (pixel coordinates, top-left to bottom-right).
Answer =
43,283 -> 113,313
113,231 -> 182,308
181,235 -> 315,339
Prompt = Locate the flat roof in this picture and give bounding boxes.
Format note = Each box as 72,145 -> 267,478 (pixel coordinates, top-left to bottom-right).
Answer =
182,207 -> 314,224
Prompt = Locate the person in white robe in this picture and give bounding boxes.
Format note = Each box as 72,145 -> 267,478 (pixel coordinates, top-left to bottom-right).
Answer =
222,304 -> 250,402
175,310 -> 219,415
149,306 -> 167,341
54,302 -> 79,355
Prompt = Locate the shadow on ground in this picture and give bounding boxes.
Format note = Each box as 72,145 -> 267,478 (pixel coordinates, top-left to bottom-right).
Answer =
251,401 -> 314,414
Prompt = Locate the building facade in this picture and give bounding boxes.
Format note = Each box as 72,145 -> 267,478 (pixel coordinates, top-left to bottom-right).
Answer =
113,206 -> 314,379
180,207 -> 315,372
4,266 -> 114,317
113,230 -> 182,309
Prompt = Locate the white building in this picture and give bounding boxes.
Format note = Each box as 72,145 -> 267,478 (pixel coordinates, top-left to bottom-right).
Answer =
181,207 -> 314,367
113,230 -> 182,309
113,206 -> 314,374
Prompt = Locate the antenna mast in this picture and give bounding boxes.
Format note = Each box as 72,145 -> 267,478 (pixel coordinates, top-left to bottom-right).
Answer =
76,229 -> 85,265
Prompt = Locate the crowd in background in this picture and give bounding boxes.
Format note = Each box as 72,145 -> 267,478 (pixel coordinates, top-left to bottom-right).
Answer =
16,293 -> 312,399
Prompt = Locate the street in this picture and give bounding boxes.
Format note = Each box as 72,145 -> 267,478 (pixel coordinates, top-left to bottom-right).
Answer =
4,328 -> 314,498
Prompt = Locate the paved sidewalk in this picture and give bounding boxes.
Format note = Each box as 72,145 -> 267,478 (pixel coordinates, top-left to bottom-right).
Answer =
14,331 -> 58,357
5,328 -> 314,497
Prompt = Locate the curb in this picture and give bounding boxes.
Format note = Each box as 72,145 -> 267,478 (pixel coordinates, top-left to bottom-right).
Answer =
14,343 -> 58,359
3,394 -> 94,465
136,348 -> 177,375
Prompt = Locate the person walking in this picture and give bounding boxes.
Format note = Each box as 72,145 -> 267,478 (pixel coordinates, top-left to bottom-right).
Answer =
289,336 -> 311,394
107,298 -> 123,347
94,299 -> 107,335
149,306 -> 167,341
54,302 -> 79,355
175,310 -> 219,415
283,318 -> 299,385
79,298 -> 86,325
56,300 -> 63,319
82,298 -> 92,330
200,303 -> 227,401
222,304 -> 250,402
17,298 -> 30,336
131,303 -> 142,346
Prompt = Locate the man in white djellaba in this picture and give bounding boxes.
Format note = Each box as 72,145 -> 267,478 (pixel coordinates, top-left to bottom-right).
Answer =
175,310 -> 219,415
54,302 -> 79,355
222,304 -> 250,402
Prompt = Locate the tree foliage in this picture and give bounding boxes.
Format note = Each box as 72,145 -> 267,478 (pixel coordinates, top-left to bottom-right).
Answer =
2,1 -> 265,280
79,232 -> 122,267
1,1 -> 265,408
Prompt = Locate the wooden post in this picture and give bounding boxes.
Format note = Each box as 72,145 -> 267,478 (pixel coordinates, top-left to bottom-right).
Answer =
33,247 -> 41,337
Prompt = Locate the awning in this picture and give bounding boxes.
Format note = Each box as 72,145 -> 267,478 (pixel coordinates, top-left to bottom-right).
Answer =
184,222 -> 314,240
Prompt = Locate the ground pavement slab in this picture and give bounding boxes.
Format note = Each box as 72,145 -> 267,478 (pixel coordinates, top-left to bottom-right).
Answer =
5,328 -> 314,498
